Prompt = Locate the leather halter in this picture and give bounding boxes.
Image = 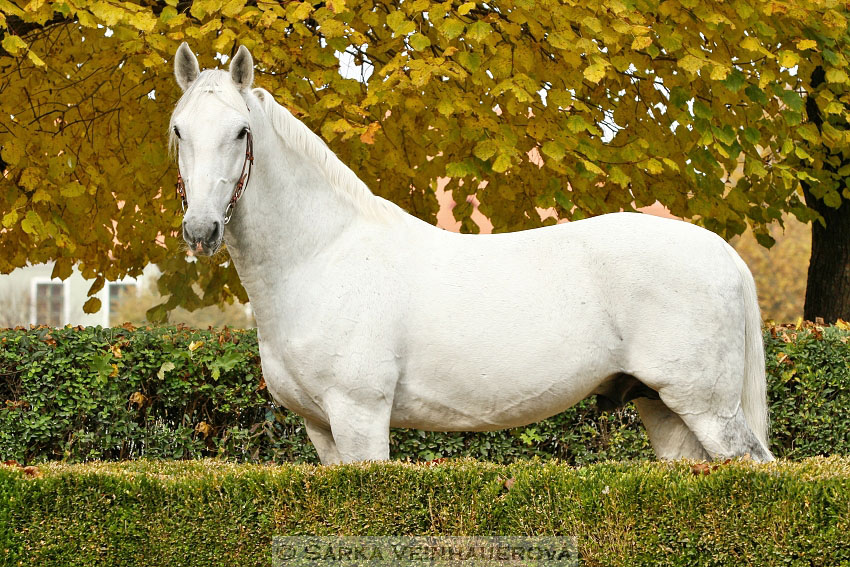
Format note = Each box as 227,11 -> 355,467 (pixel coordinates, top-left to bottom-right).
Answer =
175,129 -> 254,225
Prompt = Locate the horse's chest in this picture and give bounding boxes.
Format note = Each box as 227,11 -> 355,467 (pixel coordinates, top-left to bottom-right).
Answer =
257,326 -> 382,421
257,336 -> 332,421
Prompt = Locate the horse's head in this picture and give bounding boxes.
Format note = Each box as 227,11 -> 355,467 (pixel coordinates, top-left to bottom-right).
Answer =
170,42 -> 255,256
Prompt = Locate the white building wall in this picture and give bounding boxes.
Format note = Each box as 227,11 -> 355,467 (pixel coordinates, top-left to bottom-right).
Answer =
0,263 -> 158,328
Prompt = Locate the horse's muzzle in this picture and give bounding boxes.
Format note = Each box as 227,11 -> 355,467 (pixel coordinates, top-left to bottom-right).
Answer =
183,217 -> 222,256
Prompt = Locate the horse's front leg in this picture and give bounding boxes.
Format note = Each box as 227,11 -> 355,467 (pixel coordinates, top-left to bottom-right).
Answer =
304,418 -> 343,465
323,384 -> 393,463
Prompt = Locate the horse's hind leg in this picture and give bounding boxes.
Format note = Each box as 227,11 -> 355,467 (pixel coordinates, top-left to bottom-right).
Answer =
669,402 -> 773,462
634,398 -> 709,460
627,325 -> 772,461
650,380 -> 773,462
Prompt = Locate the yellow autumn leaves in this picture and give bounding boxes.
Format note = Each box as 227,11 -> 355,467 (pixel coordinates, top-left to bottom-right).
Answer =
2,0 -> 849,314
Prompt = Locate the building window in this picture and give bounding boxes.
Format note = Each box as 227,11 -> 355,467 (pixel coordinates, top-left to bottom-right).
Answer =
108,283 -> 136,327
34,283 -> 64,326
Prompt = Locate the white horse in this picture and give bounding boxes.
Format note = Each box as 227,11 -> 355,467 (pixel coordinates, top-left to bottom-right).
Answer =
169,43 -> 774,464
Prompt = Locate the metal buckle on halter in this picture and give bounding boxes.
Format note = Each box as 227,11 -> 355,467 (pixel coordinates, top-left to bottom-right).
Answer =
224,200 -> 236,224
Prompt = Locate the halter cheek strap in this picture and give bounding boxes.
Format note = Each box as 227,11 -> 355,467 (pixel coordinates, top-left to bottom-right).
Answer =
224,130 -> 254,224
175,129 -> 255,225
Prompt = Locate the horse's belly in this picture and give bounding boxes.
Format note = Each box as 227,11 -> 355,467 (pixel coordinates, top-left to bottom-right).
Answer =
390,266 -> 620,430
389,355 -> 615,431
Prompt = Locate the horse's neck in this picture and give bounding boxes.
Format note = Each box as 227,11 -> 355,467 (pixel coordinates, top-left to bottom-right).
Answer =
223,126 -> 364,299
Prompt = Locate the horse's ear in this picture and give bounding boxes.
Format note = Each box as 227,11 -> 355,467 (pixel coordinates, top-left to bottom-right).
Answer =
229,45 -> 254,91
175,42 -> 200,92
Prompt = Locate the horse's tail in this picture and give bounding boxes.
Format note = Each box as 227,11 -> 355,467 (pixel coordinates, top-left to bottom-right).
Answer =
727,244 -> 772,457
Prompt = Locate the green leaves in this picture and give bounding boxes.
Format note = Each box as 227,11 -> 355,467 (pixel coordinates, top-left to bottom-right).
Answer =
722,69 -> 746,92
386,10 -> 415,35
206,350 -> 244,380
542,141 -> 566,162
20,210 -> 44,236
0,325 -> 278,463
466,21 -> 492,42
88,353 -> 115,383
491,153 -> 512,173
457,51 -> 481,72
1,34 -> 27,55
473,139 -> 498,161
826,68 -> 849,83
408,33 -> 431,51
59,182 -> 86,198
777,89 -> 803,113
3,324 -> 850,467
440,19 -> 465,39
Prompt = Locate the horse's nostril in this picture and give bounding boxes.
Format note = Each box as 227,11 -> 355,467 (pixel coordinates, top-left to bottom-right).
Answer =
209,220 -> 221,243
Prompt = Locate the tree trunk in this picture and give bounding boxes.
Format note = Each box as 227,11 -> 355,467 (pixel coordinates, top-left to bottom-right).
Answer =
802,186 -> 850,322
802,66 -> 850,322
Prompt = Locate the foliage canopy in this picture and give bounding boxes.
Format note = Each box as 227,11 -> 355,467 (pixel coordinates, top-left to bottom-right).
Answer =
2,0 -> 849,313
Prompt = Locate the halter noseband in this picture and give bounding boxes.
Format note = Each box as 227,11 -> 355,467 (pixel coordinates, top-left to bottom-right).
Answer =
175,129 -> 255,225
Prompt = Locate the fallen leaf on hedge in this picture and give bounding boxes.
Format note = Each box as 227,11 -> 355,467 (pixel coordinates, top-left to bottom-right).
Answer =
22,466 -> 41,478
196,421 -> 213,438
129,391 -> 147,408
691,463 -> 712,475
189,341 -> 204,352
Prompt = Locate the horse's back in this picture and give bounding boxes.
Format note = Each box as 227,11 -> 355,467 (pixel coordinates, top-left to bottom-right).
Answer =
403,212 -> 742,329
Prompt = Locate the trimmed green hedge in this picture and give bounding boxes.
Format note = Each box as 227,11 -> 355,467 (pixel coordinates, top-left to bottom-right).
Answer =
1,323 -> 849,464
1,458 -> 849,566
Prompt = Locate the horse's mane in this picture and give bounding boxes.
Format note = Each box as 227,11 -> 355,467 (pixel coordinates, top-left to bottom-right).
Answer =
252,87 -> 402,223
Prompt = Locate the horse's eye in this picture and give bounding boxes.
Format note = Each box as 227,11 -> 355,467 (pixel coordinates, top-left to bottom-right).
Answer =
237,127 -> 248,140
173,127 -> 181,139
